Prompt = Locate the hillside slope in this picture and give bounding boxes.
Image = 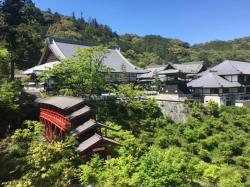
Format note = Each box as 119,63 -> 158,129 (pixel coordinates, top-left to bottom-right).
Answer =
1,1 -> 250,69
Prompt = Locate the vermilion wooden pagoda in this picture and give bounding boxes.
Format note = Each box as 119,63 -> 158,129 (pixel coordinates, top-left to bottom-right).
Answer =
38,96 -> 119,159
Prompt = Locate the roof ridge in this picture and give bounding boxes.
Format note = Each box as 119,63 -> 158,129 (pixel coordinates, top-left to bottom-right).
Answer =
48,36 -> 98,46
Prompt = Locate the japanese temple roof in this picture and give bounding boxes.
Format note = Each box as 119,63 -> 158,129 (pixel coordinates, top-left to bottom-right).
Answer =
67,105 -> 91,120
187,71 -> 242,88
41,37 -> 146,74
199,60 -> 250,76
71,119 -> 96,136
171,61 -> 205,74
138,61 -> 205,80
75,133 -> 120,153
38,96 -> 85,110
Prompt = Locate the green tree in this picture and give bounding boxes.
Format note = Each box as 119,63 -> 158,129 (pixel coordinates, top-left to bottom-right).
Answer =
0,48 -> 9,79
42,46 -> 110,97
3,121 -> 81,186
1,0 -> 45,78
132,147 -> 198,187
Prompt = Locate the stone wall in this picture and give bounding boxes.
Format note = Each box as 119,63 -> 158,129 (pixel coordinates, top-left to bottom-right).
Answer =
157,100 -> 190,123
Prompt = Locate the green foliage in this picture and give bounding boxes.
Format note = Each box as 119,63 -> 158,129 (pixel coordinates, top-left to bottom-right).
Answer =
132,147 -> 198,187
98,84 -> 160,134
2,121 -> 81,186
192,37 -> 250,65
0,79 -> 38,137
0,48 -> 10,79
2,0 -> 250,72
0,80 -> 20,136
206,100 -> 220,117
1,86 -> 250,186
42,46 -> 110,97
1,0 -> 45,71
1,2 -> 250,186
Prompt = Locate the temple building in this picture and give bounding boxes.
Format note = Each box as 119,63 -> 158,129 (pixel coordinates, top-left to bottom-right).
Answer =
138,61 -> 207,95
23,37 -> 145,85
187,60 -> 250,106
38,96 -> 119,159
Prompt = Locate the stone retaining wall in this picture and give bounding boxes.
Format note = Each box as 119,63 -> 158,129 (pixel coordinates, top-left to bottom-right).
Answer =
157,100 -> 190,123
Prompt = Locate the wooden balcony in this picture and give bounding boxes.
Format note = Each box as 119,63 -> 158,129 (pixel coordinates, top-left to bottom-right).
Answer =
40,108 -> 70,130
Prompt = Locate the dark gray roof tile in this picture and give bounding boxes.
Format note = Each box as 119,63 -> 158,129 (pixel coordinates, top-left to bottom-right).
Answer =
172,61 -> 205,74
70,119 -> 96,136
67,105 -> 91,120
38,96 -> 84,110
187,72 -> 241,88
209,60 -> 250,75
48,37 -> 145,73
75,133 -> 119,153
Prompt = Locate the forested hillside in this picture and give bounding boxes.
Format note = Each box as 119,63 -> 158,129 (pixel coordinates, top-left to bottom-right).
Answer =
1,0 -> 250,71
0,1 -> 250,186
1,90 -> 250,186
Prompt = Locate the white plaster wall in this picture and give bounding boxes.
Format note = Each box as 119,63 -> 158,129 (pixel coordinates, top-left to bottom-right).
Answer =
232,75 -> 238,82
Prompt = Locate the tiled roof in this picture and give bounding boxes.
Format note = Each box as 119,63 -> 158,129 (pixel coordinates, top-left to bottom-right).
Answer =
171,61 -> 205,74
75,133 -> 120,153
47,37 -> 145,73
38,96 -> 85,110
67,106 -> 91,120
187,72 -> 241,88
138,61 -> 205,79
208,60 -> 250,75
70,119 -> 96,136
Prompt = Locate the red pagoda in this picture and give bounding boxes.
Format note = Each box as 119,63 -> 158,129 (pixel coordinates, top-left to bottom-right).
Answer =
38,96 -> 119,159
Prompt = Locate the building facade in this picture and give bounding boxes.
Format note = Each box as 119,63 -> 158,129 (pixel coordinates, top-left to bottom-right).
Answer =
188,60 -> 250,106
138,61 -> 207,95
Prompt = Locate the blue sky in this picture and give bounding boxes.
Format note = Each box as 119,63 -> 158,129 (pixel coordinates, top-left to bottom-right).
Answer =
33,0 -> 250,44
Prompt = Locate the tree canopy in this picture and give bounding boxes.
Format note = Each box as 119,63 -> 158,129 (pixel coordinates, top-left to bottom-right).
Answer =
41,46 -> 110,97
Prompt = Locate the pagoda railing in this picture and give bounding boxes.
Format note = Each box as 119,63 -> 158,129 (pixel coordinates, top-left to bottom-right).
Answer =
40,108 -> 70,131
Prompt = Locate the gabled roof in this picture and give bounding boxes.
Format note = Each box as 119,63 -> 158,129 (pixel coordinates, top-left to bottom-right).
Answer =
187,71 -> 241,88
171,61 -> 205,74
41,37 -> 145,73
75,133 -> 120,153
208,60 -> 250,75
38,96 -> 85,110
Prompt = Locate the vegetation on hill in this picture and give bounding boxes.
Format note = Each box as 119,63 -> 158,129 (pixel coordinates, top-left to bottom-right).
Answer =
1,0 -> 250,71
1,94 -> 250,186
0,1 -> 250,186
